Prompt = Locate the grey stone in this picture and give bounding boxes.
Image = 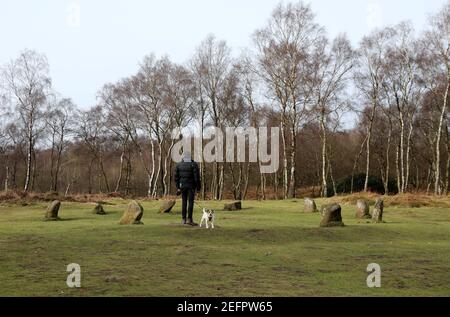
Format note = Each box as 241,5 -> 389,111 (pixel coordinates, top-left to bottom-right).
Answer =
356,200 -> 371,219
320,204 -> 345,227
304,198 -> 318,213
159,200 -> 176,213
120,201 -> 144,225
45,200 -> 61,221
93,203 -> 107,215
372,199 -> 384,223
224,201 -> 242,211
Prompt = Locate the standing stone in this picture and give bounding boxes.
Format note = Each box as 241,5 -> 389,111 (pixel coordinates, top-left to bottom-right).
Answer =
355,200 -> 371,219
320,204 -> 345,227
93,203 -> 106,215
159,200 -> 176,213
372,199 -> 384,223
304,198 -> 318,213
120,201 -> 144,225
224,201 -> 242,211
45,200 -> 61,221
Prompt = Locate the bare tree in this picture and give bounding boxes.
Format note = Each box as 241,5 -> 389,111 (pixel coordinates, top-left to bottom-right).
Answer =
355,27 -> 395,192
254,2 -> 323,198
0,50 -> 51,192
134,55 -> 172,197
221,63 -> 250,200
163,62 -> 196,196
76,106 -> 110,194
100,80 -> 138,194
46,97 -> 76,192
382,22 -> 421,193
191,35 -> 232,200
238,55 -> 267,200
419,2 -> 450,195
311,34 -> 355,197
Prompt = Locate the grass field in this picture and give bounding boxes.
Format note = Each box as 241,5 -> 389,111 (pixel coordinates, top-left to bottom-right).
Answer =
0,196 -> 449,297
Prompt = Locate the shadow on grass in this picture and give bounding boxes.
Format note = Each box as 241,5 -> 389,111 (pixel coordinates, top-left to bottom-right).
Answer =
157,223 -> 408,245
57,218 -> 88,222
94,211 -> 120,215
39,218 -> 87,222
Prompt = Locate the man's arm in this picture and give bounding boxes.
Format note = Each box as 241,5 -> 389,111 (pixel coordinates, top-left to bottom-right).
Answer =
174,164 -> 180,189
193,162 -> 201,192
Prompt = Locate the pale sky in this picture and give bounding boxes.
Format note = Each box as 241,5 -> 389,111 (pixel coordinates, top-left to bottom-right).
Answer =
0,0 -> 447,109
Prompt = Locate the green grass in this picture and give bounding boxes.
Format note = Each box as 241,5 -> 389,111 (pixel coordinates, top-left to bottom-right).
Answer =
0,197 -> 449,296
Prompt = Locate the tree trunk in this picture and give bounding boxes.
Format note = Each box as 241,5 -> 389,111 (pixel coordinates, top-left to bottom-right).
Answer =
384,126 -> 392,195
415,161 -> 420,192
23,130 -> 33,192
125,151 -> 132,195
52,133 -> 65,192
320,109 -> 327,197
98,153 -> 110,193
364,98 -> 377,192
327,144 -> 337,196
65,182 -> 71,197
130,135 -> 152,197
242,162 -> 250,200
199,120 -> 206,200
445,122 -> 450,195
237,163 -> 243,200
351,134 -> 368,193
30,148 -> 37,192
426,165 -> 432,195
280,119 -> 289,199
288,126 -> 296,199
49,132 -> 56,191
212,161 -> 219,200
435,83 -> 449,195
168,158 -> 173,195
152,140 -> 163,197
273,172 -> 279,200
218,163 -> 224,200
148,139 -> 156,197
163,139 -> 175,196
4,165 -> 9,191
396,143 -> 401,194
52,148 -> 62,192
364,127 -> 373,192
259,167 -> 266,201
399,114 -> 405,193
405,121 -> 414,192
115,150 -> 125,193
88,157 -> 95,194
12,160 -> 17,190
257,131 -> 266,200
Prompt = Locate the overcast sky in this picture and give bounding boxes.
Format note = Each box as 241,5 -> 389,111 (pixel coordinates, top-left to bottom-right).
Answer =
0,0 -> 447,109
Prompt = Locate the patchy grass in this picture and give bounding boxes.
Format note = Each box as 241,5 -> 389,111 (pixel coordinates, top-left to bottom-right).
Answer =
0,196 -> 449,297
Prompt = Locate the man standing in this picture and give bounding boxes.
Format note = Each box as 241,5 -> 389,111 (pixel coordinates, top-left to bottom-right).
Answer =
174,152 -> 201,226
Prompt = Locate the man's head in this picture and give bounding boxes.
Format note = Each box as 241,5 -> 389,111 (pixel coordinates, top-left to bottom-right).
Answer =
182,151 -> 192,162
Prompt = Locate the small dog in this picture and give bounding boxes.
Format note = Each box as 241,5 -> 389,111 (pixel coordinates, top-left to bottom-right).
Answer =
199,208 -> 215,229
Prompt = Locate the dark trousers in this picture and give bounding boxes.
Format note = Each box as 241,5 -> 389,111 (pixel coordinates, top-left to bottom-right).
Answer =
181,189 -> 195,220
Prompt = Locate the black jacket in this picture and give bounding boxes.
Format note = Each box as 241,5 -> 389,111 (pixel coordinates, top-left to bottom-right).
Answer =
174,160 -> 201,191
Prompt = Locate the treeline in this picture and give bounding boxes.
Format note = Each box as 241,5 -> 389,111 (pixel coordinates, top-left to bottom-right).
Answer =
0,1 -> 449,199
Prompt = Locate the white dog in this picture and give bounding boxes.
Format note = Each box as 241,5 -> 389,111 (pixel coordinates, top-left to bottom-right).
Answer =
199,208 -> 215,229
